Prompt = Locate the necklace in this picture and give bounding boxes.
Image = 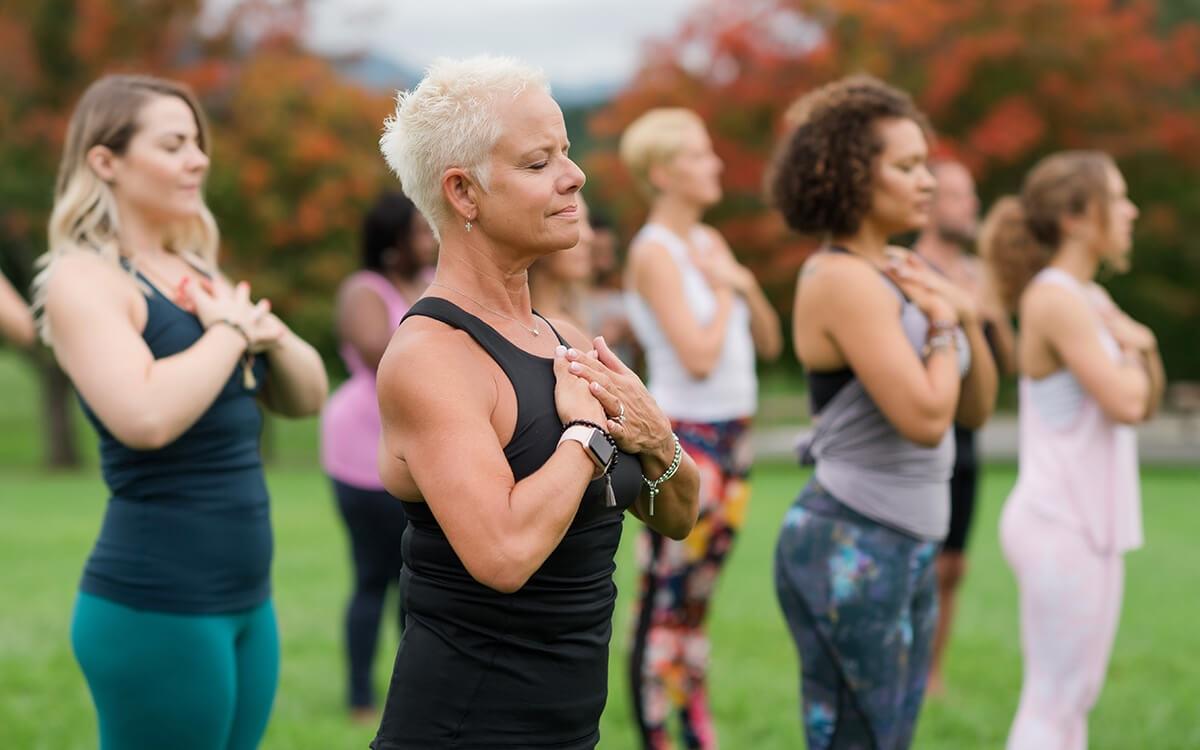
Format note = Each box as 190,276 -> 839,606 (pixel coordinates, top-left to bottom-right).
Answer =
430,281 -> 540,337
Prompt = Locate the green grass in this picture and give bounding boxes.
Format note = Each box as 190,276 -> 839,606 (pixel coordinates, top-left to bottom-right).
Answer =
1,350 -> 1197,748
2,464 -> 1198,749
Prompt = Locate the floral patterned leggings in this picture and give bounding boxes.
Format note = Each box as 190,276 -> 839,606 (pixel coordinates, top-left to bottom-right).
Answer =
774,480 -> 939,750
629,418 -> 752,750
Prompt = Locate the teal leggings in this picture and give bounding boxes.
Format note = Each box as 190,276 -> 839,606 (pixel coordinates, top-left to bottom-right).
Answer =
71,592 -> 279,750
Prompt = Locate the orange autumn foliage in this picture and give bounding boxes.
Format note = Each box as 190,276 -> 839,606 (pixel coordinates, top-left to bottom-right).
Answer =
587,0 -> 1200,377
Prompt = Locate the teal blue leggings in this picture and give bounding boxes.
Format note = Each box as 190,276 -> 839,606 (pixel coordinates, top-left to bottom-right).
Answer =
71,592 -> 279,750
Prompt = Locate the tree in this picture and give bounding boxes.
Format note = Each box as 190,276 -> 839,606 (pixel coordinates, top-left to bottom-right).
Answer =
587,0 -> 1200,378
0,0 -> 395,466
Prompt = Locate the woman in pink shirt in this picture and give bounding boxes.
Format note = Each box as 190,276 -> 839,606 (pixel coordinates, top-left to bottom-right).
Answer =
982,151 -> 1164,750
320,191 -> 436,721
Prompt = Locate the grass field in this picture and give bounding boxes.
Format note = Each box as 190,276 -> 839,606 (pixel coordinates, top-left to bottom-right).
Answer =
1,351 -> 1197,749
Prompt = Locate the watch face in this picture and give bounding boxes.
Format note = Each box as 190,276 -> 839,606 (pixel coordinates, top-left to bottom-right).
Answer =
586,429 -> 615,468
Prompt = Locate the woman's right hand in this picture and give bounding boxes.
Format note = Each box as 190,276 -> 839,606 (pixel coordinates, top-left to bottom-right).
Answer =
553,344 -> 605,426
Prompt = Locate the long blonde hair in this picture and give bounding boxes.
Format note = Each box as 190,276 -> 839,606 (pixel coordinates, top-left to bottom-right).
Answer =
33,74 -> 219,343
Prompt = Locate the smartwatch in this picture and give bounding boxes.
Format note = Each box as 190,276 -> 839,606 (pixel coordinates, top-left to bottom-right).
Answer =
558,424 -> 616,479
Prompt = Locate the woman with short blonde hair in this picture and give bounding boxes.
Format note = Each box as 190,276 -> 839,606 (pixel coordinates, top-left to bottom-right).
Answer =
38,74 -> 327,750
620,106 -> 782,750
372,57 -> 701,749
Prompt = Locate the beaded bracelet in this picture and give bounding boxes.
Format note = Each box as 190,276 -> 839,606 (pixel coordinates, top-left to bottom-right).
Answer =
643,433 -> 682,516
562,420 -> 620,505
211,319 -> 257,389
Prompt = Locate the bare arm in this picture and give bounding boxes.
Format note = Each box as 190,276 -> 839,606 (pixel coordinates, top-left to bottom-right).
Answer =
258,321 -> 328,417
1090,288 -> 1164,420
980,267 -> 1018,376
45,254 -> 259,450
1025,284 -> 1150,424
629,241 -> 734,379
337,279 -> 394,372
818,261 -> 962,446
954,319 -> 999,430
703,228 -> 782,361
0,273 -> 35,348
377,324 -> 607,593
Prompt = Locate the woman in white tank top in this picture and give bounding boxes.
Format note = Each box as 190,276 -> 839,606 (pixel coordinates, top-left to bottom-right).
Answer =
982,151 -> 1164,750
618,107 -> 782,750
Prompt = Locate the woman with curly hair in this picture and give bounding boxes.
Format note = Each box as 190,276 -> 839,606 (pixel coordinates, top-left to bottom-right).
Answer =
983,153 -> 1160,750
768,75 -> 997,749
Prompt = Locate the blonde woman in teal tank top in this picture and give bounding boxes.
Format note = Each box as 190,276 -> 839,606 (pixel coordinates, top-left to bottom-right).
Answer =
34,75 -> 328,750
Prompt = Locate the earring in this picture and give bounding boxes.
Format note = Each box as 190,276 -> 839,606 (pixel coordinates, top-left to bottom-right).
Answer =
465,219 -> 473,232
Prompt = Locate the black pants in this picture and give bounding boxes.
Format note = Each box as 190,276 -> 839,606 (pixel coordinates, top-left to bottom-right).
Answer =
332,479 -> 408,708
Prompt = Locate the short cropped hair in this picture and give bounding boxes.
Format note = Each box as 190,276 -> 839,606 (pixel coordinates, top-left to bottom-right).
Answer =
380,56 -> 550,239
769,75 -> 931,237
618,108 -> 707,199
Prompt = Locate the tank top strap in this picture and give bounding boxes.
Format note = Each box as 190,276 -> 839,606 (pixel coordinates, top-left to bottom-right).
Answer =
402,296 -> 569,479
636,223 -> 691,262
1032,266 -> 1087,295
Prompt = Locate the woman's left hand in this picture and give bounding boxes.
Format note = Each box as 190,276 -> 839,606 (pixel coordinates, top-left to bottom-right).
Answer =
564,337 -> 673,457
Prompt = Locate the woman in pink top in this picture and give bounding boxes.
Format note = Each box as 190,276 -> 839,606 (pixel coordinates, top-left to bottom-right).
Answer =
982,151 -> 1164,750
320,190 -> 436,721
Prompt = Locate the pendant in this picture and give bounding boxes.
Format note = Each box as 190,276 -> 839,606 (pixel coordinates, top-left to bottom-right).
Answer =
605,474 -> 616,507
242,358 -> 257,389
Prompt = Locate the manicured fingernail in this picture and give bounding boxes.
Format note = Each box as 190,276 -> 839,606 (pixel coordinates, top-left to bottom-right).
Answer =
567,348 -> 579,358
569,363 -> 582,373
590,382 -> 601,392
555,345 -> 567,357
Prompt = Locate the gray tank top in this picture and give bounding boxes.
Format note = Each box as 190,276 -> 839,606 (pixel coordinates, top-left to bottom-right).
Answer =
809,274 -> 969,541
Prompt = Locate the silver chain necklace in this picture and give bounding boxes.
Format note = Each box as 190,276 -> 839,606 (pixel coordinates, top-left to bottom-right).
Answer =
429,282 -> 541,337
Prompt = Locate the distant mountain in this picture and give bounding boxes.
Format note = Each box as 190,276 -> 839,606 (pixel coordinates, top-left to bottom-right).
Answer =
335,53 -> 421,92
335,52 -> 620,107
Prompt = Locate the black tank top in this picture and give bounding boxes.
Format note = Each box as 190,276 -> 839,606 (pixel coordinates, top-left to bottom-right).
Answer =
372,297 -> 641,750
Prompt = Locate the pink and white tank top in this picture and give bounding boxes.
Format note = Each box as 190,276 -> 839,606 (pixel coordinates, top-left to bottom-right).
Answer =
1008,267 -> 1143,554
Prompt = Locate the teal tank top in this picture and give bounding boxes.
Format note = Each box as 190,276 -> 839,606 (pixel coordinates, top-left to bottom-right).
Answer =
78,269 -> 272,614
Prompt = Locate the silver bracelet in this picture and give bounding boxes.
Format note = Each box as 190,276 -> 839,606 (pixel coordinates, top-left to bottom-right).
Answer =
921,332 -> 956,359
643,433 -> 682,516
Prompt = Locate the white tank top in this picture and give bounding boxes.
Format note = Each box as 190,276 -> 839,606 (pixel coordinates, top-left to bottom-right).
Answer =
1010,267 -> 1143,554
625,223 -> 757,422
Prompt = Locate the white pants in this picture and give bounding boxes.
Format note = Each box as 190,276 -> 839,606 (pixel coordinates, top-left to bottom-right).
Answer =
999,501 -> 1125,750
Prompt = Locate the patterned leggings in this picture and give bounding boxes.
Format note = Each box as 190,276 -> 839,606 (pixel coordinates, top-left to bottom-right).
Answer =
774,480 -> 939,750
629,418 -> 752,750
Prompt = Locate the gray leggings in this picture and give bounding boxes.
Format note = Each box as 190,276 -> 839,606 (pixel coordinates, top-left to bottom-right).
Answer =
774,480 -> 939,750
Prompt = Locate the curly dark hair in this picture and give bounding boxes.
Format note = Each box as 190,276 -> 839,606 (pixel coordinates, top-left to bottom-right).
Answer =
768,74 -> 932,237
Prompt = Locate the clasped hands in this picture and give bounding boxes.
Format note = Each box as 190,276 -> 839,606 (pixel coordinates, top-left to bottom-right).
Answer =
173,276 -> 286,353
552,336 -> 673,457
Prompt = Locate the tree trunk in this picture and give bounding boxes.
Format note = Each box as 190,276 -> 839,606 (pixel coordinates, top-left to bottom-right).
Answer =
37,353 -> 80,468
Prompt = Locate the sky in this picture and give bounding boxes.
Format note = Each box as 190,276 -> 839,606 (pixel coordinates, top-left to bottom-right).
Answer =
204,0 -> 704,91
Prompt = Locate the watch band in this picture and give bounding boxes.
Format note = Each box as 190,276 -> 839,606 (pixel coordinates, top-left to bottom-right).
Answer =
558,425 -> 611,479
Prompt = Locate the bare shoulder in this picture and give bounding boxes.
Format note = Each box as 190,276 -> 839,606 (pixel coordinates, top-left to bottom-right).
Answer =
1020,278 -> 1088,332
801,251 -> 889,301
697,223 -> 731,251
377,315 -> 494,411
44,252 -> 139,319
